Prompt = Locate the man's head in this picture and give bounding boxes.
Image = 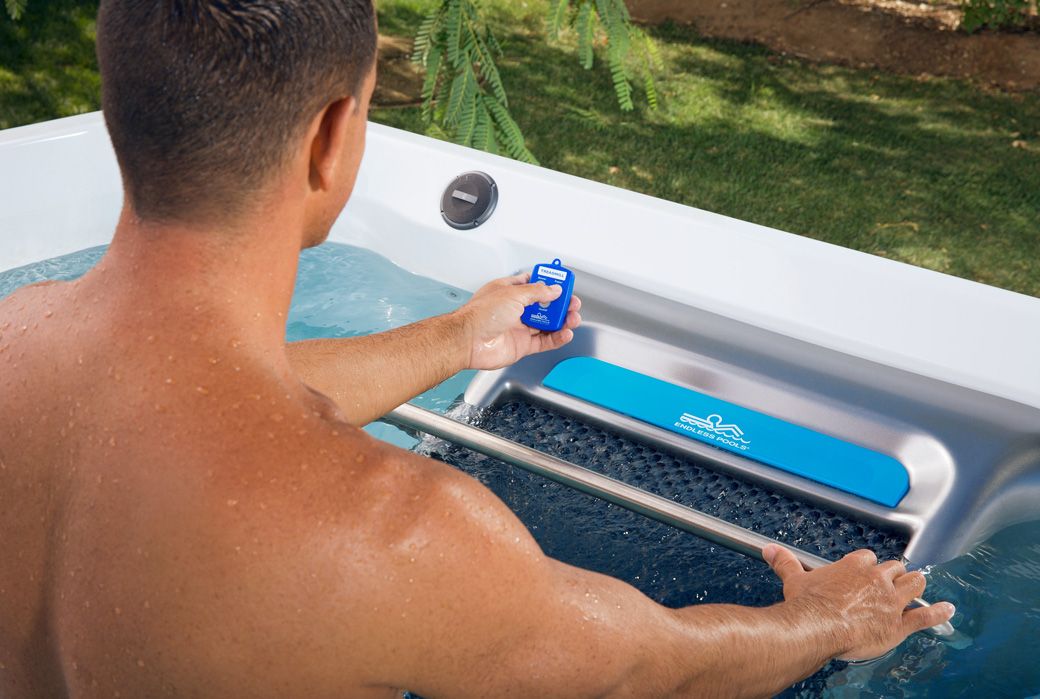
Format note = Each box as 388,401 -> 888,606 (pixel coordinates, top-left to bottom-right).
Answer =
96,1 -> 377,242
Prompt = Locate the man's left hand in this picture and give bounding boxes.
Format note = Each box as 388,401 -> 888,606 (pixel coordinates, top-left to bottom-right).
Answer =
454,272 -> 582,371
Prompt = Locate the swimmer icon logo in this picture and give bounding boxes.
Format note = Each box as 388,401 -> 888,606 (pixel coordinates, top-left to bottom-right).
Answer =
676,413 -> 752,450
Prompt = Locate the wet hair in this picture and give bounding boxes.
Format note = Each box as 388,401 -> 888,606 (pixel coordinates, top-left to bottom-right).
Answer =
96,0 -> 377,222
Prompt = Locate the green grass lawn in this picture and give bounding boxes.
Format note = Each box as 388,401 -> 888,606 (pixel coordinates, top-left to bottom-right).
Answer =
3,0 -> 1038,296
0,0 -> 99,129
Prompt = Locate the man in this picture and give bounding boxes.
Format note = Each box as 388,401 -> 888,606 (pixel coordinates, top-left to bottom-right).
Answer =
0,1 -> 953,697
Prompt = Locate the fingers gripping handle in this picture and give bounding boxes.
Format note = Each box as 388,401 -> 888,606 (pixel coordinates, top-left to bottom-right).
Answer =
763,544 -> 957,639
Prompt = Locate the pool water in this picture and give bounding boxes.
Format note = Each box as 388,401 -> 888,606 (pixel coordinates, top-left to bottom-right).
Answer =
2,243 -> 1039,697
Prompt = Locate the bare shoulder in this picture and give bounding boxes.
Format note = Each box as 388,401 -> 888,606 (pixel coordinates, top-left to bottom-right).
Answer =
0,278 -> 61,309
179,422 -> 556,694
283,424 -> 545,568
0,280 -> 70,420
284,430 -> 675,698
0,278 -> 55,319
360,433 -> 548,560
0,279 -> 68,360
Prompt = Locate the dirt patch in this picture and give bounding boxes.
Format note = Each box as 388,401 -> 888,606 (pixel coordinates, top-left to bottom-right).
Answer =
628,0 -> 1040,91
373,34 -> 424,108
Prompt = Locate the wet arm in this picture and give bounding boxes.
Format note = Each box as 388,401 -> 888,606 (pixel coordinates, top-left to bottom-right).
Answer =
286,311 -> 469,425
287,274 -> 576,425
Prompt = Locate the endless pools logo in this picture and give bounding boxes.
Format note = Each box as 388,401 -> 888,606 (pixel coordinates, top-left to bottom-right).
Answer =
674,412 -> 752,451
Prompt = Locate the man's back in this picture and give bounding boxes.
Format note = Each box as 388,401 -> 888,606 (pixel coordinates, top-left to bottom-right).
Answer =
0,276 -> 420,698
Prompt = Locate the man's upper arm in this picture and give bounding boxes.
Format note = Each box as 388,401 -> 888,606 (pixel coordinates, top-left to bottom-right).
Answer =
345,449 -> 688,698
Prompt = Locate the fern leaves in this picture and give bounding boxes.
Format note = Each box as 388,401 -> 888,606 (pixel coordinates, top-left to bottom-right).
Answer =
547,0 -> 570,38
4,0 -> 28,20
409,0 -> 663,164
576,2 -> 595,70
411,0 -> 538,165
548,0 -> 663,112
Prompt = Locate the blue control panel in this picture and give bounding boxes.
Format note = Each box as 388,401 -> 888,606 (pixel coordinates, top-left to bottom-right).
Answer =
521,259 -> 574,333
542,357 -> 909,507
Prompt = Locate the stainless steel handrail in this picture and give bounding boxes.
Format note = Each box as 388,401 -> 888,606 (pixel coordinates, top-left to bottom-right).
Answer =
385,402 -> 956,638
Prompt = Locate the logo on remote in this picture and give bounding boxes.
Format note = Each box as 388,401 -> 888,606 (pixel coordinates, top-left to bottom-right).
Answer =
674,412 -> 751,450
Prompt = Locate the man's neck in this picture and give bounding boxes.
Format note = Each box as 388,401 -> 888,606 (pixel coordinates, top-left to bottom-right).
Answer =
88,202 -> 306,365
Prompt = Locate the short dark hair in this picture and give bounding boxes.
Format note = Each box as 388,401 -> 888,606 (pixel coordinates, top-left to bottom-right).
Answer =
96,0 -> 377,222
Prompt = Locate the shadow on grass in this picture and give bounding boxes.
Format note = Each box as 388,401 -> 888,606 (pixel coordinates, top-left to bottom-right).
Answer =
376,16 -> 1038,296
374,0 -> 432,40
0,0 -> 101,129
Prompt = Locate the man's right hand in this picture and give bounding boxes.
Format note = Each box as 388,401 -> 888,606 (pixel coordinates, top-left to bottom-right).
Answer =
454,271 -> 582,372
764,544 -> 956,662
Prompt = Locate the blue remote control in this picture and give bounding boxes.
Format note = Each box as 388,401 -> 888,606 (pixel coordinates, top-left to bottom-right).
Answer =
521,258 -> 574,333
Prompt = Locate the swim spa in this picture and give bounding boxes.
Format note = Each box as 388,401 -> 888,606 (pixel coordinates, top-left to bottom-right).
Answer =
2,113 -> 1040,696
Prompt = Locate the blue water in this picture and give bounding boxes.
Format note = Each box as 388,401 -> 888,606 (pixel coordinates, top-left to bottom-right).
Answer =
2,243 -> 1039,697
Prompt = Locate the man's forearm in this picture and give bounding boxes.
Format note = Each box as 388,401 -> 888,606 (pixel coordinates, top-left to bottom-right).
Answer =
286,312 -> 470,425
658,600 -> 845,698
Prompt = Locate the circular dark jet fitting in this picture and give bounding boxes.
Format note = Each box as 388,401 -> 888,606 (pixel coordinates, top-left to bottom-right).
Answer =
441,171 -> 498,230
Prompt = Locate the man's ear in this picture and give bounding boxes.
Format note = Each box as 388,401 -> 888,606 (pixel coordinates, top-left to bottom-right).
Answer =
308,96 -> 359,193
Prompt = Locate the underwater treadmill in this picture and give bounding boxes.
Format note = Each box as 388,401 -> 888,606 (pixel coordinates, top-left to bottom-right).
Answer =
391,269 -> 1040,571
384,269 -> 1040,638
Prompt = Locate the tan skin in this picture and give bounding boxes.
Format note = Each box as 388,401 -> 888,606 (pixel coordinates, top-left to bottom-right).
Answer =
0,63 -> 953,699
